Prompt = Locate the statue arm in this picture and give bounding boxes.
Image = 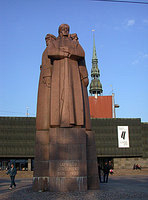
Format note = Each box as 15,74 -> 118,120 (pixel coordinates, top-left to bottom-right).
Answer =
41,48 -> 52,77
48,43 -> 70,59
41,48 -> 52,88
79,59 -> 89,87
70,44 -> 85,60
47,41 -> 85,60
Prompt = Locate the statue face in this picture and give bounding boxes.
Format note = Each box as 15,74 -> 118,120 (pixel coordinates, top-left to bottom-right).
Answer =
73,36 -> 78,41
46,37 -> 55,46
46,38 -> 51,46
60,25 -> 69,37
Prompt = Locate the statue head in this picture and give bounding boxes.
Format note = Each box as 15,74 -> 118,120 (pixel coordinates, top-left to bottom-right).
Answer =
45,34 -> 56,46
58,24 -> 70,37
71,33 -> 78,41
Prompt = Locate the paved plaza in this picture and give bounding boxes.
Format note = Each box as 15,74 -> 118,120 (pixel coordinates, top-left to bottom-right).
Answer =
0,175 -> 148,200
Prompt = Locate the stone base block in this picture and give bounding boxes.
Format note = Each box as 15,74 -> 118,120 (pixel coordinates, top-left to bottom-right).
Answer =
33,176 -> 87,192
33,128 -> 99,191
32,177 -> 49,192
86,131 -> 99,190
87,176 -> 99,190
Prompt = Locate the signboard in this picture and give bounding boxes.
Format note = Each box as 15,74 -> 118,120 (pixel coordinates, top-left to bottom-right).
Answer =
117,126 -> 129,148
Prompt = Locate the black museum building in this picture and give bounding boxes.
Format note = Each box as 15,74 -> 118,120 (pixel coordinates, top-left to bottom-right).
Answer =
0,117 -> 148,171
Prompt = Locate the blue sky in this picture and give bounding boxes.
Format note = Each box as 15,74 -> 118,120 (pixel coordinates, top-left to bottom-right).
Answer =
0,0 -> 148,122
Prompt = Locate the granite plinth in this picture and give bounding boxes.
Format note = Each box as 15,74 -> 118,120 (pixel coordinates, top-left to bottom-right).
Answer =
33,177 -> 87,192
86,131 -> 99,190
33,128 -> 88,192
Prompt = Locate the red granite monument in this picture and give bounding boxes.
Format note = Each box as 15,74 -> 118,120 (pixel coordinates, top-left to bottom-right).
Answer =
33,24 -> 99,192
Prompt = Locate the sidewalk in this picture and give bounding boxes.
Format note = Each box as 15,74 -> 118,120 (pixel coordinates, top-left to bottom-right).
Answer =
0,175 -> 148,200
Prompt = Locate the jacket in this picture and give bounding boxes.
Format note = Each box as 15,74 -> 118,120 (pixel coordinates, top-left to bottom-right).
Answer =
7,167 -> 17,176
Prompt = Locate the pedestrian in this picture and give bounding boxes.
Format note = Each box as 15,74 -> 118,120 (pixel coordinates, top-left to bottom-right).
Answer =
136,164 -> 141,170
103,162 -> 109,183
109,161 -> 114,175
6,163 -> 17,190
98,163 -> 102,183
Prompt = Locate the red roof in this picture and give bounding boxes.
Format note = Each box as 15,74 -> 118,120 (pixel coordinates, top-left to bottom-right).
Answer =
89,96 -> 113,118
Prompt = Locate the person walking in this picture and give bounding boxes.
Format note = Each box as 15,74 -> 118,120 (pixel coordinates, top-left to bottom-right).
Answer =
98,163 -> 102,183
103,162 -> 109,183
109,161 -> 114,175
6,163 -> 17,190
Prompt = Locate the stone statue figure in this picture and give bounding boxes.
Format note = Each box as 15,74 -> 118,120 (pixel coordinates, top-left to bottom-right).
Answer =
36,34 -> 56,130
47,24 -> 91,129
34,24 -> 99,192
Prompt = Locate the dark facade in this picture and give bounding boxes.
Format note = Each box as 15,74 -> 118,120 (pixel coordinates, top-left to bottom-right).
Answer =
142,122 -> 148,158
0,117 -> 148,169
92,118 -> 148,168
92,118 -> 143,157
0,117 -> 35,170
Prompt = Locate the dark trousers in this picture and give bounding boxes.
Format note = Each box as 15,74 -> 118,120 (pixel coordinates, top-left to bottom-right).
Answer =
104,173 -> 109,183
10,176 -> 16,188
98,171 -> 102,183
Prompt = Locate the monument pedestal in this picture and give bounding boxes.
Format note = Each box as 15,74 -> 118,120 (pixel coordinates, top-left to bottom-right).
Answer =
33,128 -> 87,191
86,131 -> 99,190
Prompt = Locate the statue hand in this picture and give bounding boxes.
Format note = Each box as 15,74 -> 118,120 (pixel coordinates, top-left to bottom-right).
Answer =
59,47 -> 71,58
65,52 -> 71,58
60,47 -> 69,53
82,77 -> 89,87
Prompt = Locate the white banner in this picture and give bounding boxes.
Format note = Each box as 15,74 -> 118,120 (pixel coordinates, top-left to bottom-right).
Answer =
117,126 -> 129,148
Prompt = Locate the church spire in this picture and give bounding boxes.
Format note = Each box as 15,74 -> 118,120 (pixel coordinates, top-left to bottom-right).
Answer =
93,33 -> 97,60
89,31 -> 103,96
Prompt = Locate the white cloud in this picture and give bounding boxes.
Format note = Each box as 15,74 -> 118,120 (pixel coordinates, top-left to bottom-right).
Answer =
132,59 -> 139,65
127,19 -> 135,27
143,19 -> 148,25
132,53 -> 148,65
143,53 -> 148,58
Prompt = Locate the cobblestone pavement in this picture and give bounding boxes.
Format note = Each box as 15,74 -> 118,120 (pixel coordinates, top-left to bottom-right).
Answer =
0,175 -> 148,200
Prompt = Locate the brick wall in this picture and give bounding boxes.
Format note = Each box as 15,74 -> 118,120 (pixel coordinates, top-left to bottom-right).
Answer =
114,157 -> 148,169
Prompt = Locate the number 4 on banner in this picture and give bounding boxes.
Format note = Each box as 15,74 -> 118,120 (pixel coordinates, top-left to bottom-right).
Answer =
121,131 -> 126,140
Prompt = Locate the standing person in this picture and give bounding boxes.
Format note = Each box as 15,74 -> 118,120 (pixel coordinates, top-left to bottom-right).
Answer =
109,161 -> 113,169
6,163 -> 17,190
103,162 -> 109,183
109,161 -> 114,175
98,163 -> 102,183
